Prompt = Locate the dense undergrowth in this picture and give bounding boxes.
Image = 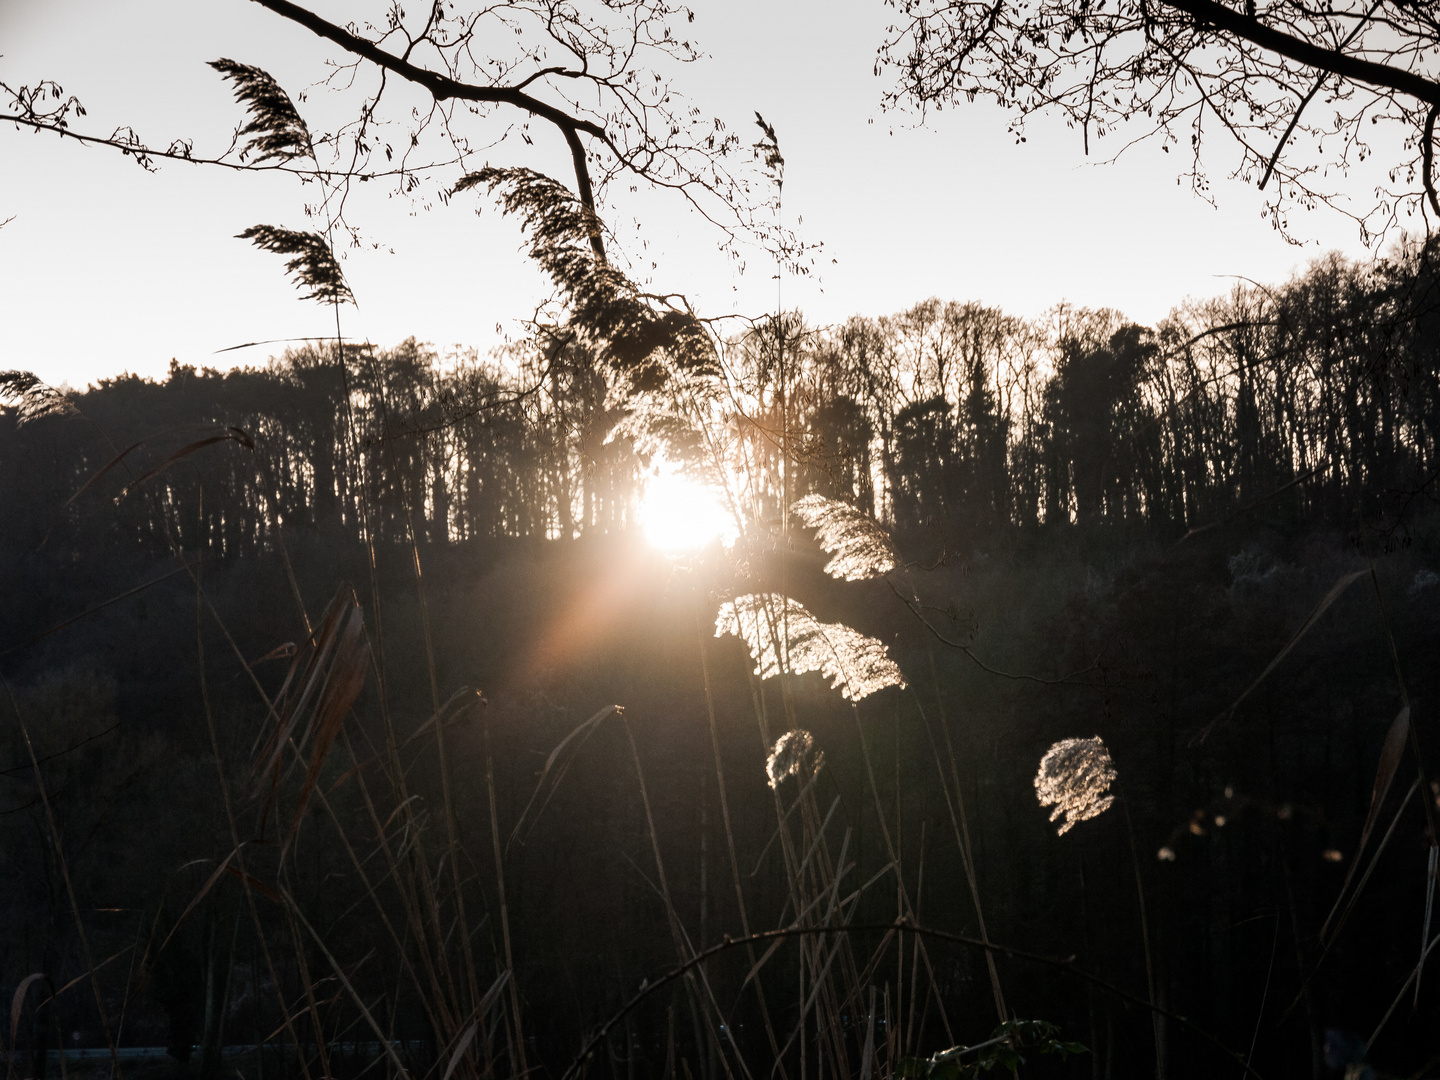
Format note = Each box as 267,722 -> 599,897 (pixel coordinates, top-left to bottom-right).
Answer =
2,398 -> 1438,1078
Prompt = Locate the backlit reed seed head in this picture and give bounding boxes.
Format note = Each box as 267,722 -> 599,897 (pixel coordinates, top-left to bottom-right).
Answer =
1034,736 -> 1117,835
766,729 -> 821,788
715,593 -> 906,702
0,370 -> 77,427
790,494 -> 897,581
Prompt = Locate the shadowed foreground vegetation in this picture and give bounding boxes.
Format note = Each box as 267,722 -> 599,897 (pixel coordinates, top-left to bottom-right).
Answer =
3,247 -> 1440,1080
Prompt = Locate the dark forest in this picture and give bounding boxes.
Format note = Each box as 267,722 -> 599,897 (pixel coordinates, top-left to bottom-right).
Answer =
5,245 -> 1440,1080
6,1 -> 1440,1079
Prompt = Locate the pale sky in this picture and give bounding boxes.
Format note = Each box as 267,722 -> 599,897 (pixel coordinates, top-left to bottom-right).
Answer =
2,0 -> 1374,389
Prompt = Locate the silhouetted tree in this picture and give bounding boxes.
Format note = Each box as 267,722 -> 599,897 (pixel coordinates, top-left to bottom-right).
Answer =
879,0 -> 1440,243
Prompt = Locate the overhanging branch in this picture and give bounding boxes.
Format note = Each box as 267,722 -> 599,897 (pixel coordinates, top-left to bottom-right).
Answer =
249,0 -> 612,259
1161,0 -> 1440,108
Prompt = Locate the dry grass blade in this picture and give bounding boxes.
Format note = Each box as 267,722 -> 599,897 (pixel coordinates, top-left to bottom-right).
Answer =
476,969 -> 510,1022
859,987 -> 877,1080
157,849 -> 239,955
55,425 -> 254,511
9,973 -> 50,1055
1,562 -> 190,658
284,599 -> 369,844
64,439 -> 146,506
1196,569 -> 1367,743
438,973 -> 509,1080
0,370 -> 77,426
254,589 -> 365,825
1281,779 -> 1422,1026
325,686 -> 482,795
282,889 -> 412,1080
441,1022 -> 479,1080
1320,705 -> 1411,944
508,704 -> 622,851
1417,844 -> 1438,1007
1367,927 -> 1440,1051
224,864 -> 283,904
37,948 -> 133,1010
250,642 -> 298,665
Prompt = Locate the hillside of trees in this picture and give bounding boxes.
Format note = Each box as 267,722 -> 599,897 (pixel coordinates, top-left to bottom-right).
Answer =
3,246 -> 1440,1080
8,249 -> 1439,555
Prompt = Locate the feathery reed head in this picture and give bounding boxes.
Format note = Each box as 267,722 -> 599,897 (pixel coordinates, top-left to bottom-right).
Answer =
0,370 -> 77,426
209,59 -> 314,164
791,494 -> 897,581
238,225 -> 354,305
453,167 -> 715,384
765,729 -> 822,788
1034,736 -> 1117,835
753,112 -> 784,188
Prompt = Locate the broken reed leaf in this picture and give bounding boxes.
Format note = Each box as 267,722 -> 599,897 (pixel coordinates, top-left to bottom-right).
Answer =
284,598 -> 368,845
239,225 -> 355,306
1034,736 -> 1117,835
0,370 -> 78,427
10,973 -> 50,1050
765,729 -> 822,789
252,588 -> 369,843
715,593 -> 906,702
1319,704 -> 1411,946
791,494 -> 897,581
209,59 -> 313,164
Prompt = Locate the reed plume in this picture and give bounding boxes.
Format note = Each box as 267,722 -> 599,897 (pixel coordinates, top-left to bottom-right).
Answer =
715,593 -> 906,701
1034,736 -> 1117,835
0,370 -> 77,426
765,729 -> 821,788
791,494 -> 897,581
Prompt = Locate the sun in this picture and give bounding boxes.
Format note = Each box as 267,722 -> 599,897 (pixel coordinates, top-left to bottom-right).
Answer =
638,466 -> 734,553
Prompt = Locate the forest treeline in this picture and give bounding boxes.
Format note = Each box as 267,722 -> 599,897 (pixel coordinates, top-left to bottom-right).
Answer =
5,249 -> 1438,559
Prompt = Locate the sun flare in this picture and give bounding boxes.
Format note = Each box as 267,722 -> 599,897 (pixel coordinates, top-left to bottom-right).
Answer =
638,467 -> 734,553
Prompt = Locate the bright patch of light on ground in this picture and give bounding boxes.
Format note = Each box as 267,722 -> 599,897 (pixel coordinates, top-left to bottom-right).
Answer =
638,466 -> 734,553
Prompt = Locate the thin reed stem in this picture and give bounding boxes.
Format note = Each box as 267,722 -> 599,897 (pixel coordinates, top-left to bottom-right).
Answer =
483,713 -> 526,1078
694,605 -> 788,1079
